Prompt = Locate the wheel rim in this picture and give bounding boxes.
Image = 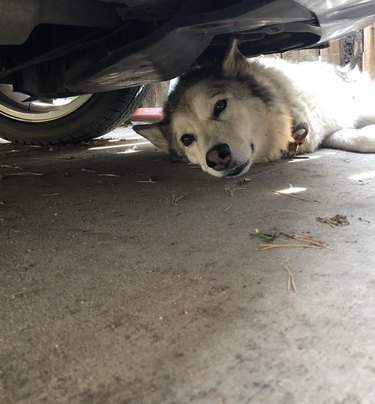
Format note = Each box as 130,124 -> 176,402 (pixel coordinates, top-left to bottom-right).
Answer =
0,84 -> 93,123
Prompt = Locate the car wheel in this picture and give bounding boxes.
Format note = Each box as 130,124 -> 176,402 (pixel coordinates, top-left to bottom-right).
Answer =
0,85 -> 149,145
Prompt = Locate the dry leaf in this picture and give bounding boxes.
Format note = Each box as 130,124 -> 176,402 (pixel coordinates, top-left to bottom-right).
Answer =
317,214 -> 349,227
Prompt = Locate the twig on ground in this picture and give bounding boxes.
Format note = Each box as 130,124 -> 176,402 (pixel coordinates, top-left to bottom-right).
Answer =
7,172 -> 44,176
0,164 -> 22,170
223,205 -> 233,213
225,186 -> 246,196
170,192 -> 184,205
273,190 -> 319,203
137,176 -> 158,184
279,232 -> 331,249
259,243 -> 321,250
283,265 -> 297,293
254,228 -> 330,250
81,168 -> 97,173
98,173 -> 121,177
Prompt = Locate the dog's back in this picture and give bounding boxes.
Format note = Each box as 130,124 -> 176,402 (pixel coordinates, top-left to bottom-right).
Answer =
252,58 -> 375,152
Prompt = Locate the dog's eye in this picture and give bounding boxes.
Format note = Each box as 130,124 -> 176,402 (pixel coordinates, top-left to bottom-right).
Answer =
181,134 -> 195,146
213,99 -> 227,118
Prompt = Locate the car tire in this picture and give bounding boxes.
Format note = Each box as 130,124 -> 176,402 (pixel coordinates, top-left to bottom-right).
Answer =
0,86 -> 149,145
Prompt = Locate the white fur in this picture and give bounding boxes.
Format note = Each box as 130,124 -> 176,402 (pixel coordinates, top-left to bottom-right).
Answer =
134,44 -> 375,178
257,57 -> 375,154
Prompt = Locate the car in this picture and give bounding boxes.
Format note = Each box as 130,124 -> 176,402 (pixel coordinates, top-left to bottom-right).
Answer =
0,0 -> 375,145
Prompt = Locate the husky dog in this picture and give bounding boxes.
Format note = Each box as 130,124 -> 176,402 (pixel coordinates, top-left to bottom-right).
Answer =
134,40 -> 375,177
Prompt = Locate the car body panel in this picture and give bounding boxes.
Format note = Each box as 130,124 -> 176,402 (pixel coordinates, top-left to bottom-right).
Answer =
1,0 -> 375,95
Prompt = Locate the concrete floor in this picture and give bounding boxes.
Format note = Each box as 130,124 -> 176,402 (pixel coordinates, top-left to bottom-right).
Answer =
1,128 -> 375,404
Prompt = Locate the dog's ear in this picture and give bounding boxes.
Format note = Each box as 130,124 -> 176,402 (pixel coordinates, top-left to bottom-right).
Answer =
221,38 -> 248,77
133,123 -> 169,151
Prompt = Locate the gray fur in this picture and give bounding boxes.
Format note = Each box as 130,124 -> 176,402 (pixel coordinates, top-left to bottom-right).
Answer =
134,41 -> 375,178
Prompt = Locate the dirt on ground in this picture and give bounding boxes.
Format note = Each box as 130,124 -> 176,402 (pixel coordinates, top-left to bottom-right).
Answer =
1,132 -> 375,403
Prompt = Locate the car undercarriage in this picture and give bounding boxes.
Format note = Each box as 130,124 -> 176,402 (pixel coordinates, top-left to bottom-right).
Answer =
0,0 -> 374,98
1,0 -> 375,145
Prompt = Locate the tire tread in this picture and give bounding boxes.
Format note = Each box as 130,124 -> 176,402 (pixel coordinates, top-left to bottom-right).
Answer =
0,86 -> 149,145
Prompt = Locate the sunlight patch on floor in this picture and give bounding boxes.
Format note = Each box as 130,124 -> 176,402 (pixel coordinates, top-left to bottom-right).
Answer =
275,186 -> 307,194
88,141 -> 150,151
349,170 -> 375,181
117,146 -> 142,155
288,151 -> 337,163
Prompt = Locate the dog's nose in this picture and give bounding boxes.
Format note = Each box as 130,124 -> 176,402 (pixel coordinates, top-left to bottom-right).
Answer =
206,143 -> 231,171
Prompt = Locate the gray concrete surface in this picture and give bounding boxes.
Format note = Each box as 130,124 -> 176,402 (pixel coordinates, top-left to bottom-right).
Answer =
1,128 -> 375,404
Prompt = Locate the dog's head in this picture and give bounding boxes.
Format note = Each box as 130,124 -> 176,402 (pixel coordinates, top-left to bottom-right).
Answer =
134,41 -> 292,177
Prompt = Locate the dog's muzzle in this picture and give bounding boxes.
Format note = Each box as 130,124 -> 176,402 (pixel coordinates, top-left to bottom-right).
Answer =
225,160 -> 250,177
206,143 -> 231,171
206,143 -> 250,177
